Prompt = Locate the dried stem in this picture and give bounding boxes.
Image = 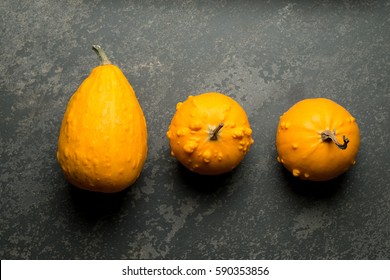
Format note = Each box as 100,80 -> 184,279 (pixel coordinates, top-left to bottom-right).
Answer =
92,45 -> 111,65
321,129 -> 349,150
210,123 -> 224,141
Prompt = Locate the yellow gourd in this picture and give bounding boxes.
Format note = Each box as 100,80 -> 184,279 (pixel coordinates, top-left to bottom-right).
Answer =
276,98 -> 360,181
57,45 -> 147,193
166,92 -> 254,175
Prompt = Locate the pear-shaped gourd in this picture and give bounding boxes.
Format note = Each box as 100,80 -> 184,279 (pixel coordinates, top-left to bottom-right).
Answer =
57,45 -> 147,193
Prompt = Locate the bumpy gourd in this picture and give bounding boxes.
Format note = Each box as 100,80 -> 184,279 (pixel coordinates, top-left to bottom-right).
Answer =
166,92 -> 254,175
57,45 -> 147,193
276,98 -> 360,181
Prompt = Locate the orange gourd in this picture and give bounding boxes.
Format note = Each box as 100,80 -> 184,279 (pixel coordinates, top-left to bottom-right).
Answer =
57,45 -> 148,193
166,92 -> 254,175
276,98 -> 360,181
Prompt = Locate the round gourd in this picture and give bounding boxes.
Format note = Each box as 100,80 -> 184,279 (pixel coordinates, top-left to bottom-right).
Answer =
276,98 -> 360,181
57,45 -> 148,193
166,92 -> 254,175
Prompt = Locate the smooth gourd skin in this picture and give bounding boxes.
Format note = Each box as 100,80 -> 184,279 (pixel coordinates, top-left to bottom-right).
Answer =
166,92 -> 254,175
57,62 -> 147,193
276,98 -> 360,181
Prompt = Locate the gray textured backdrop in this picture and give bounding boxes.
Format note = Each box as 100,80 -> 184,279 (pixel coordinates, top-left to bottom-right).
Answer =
1,0 -> 389,259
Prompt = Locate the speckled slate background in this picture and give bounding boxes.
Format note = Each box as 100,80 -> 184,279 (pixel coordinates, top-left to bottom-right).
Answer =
1,0 -> 389,260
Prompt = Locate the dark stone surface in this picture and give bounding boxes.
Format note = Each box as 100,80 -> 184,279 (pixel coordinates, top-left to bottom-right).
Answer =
1,0 -> 389,259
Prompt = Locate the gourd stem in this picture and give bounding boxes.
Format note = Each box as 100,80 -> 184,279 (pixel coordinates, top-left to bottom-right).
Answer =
92,45 -> 111,65
210,123 -> 224,141
321,129 -> 349,150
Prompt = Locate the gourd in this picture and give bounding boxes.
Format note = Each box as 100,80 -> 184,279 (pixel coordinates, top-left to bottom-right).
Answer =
166,92 -> 254,175
57,45 -> 148,193
276,98 -> 360,181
